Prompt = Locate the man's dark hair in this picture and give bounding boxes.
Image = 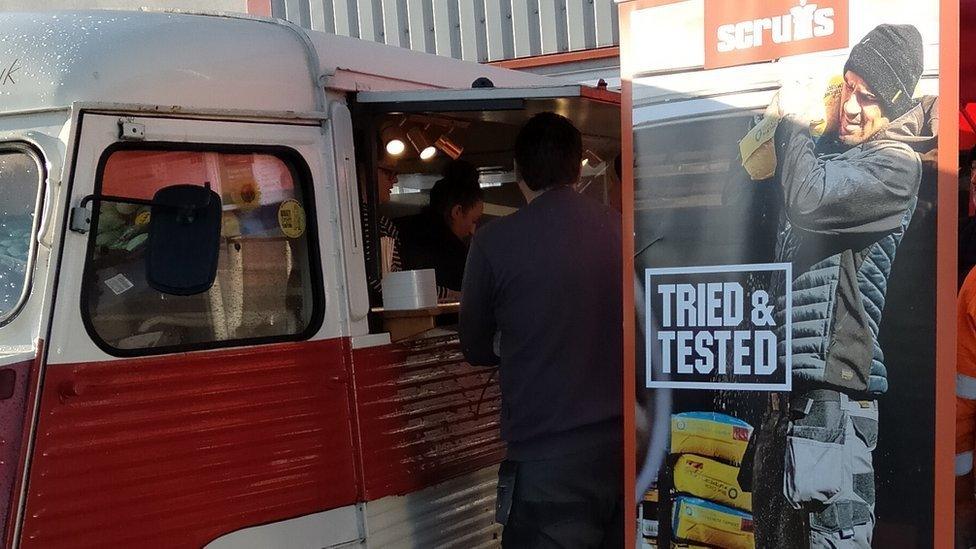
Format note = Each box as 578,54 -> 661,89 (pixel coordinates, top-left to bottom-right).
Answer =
429,160 -> 484,219
514,112 -> 582,191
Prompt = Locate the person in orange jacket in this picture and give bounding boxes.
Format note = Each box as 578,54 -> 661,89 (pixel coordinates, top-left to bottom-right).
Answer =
958,267 -> 976,548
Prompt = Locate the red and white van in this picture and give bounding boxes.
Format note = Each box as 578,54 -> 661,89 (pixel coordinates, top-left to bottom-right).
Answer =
0,10 -> 620,548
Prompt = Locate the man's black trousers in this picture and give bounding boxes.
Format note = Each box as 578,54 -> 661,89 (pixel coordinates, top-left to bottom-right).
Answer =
496,444 -> 623,548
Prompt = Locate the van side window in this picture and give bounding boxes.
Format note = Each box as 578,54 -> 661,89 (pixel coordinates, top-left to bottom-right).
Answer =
82,147 -> 323,355
0,147 -> 42,324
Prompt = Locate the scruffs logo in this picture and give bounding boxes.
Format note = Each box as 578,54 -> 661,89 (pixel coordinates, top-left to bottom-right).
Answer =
716,0 -> 836,52
704,0 -> 848,69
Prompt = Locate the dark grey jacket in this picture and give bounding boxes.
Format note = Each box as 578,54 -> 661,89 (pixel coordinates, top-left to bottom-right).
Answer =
773,97 -> 938,395
459,187 -> 622,460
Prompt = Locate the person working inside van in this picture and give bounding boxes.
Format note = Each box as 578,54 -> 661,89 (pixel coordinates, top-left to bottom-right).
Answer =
459,112 -> 623,548
398,160 -> 484,301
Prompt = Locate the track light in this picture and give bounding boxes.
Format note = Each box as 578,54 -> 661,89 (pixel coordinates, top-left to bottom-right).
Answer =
386,139 -> 405,156
381,122 -> 407,157
434,130 -> 464,160
407,127 -> 437,161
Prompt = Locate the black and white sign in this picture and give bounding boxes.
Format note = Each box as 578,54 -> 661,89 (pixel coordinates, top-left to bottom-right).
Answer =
645,263 -> 792,391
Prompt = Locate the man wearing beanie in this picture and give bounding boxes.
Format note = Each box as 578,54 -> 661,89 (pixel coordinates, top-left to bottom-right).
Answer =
743,24 -> 938,548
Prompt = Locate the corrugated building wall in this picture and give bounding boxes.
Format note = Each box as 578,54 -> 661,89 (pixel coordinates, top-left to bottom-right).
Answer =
270,0 -> 618,62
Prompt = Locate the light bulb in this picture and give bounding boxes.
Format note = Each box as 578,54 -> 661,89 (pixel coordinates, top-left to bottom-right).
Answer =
386,139 -> 406,156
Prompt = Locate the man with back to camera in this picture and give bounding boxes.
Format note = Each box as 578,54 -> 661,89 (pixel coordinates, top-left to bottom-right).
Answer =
742,24 -> 938,548
459,112 -> 623,548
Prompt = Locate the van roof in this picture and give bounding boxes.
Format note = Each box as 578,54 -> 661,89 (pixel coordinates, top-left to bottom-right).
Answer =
0,10 -> 552,115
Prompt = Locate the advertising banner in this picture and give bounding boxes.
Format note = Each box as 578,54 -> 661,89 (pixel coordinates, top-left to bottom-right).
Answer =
620,0 -> 953,547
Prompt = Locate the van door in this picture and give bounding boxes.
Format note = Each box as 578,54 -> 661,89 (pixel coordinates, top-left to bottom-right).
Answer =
0,112 -> 65,547
18,113 -> 360,548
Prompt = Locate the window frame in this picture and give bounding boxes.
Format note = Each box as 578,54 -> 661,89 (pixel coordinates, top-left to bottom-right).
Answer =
0,142 -> 46,328
79,141 -> 326,358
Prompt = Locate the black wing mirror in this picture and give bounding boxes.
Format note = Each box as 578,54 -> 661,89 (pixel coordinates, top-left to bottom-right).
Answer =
145,184 -> 222,296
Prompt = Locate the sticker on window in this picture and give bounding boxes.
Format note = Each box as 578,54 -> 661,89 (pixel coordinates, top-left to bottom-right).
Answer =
105,273 -> 134,296
277,199 -> 306,238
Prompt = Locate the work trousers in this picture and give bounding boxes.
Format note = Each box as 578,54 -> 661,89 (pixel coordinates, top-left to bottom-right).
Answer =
496,444 -> 623,549
752,390 -> 878,549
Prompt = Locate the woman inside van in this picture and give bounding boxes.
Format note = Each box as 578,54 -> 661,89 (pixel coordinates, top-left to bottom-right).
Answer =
397,160 -> 484,302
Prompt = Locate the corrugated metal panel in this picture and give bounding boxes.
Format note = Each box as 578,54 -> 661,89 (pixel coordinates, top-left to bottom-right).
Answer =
351,332 -> 505,501
275,0 -> 618,62
21,340 -> 360,548
365,465 -> 501,548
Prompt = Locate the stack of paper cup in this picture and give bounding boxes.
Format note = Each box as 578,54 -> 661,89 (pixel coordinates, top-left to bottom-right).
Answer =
382,269 -> 437,310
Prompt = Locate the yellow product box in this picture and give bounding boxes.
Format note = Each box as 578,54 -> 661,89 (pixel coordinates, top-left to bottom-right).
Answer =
673,454 -> 752,512
672,496 -> 755,549
670,412 -> 753,465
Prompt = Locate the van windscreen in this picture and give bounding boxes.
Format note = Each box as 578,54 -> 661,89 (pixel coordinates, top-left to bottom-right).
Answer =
0,150 -> 40,323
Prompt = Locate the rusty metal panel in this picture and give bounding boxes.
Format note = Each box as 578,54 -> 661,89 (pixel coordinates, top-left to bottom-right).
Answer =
365,465 -> 501,548
276,0 -> 618,62
351,332 -> 505,501
20,340 -> 360,548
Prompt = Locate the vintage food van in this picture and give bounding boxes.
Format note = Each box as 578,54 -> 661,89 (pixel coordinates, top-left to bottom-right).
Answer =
0,10 -> 620,548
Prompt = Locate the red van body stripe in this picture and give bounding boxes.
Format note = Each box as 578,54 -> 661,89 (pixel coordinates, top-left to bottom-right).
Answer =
17,333 -> 505,547
2,342 -> 42,548
20,339 -> 358,549
351,333 -> 504,500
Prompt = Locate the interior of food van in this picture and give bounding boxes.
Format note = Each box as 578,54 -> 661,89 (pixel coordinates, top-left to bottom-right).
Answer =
352,88 -> 621,339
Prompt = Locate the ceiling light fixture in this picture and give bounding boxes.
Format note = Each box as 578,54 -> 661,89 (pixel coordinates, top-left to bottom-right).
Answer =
407,126 -> 438,161
434,129 -> 464,160
381,120 -> 408,156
